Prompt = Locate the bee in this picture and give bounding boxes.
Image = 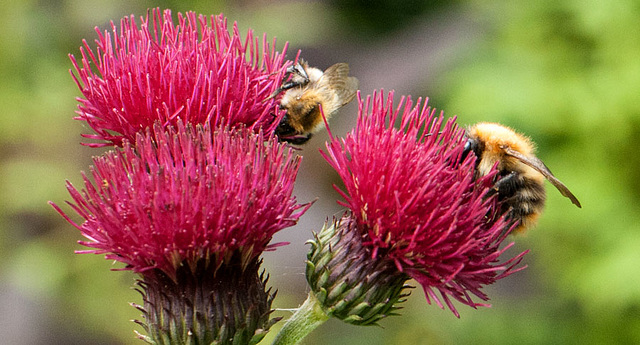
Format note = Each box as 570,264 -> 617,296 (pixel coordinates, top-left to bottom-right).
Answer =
272,61 -> 358,145
463,122 -> 581,233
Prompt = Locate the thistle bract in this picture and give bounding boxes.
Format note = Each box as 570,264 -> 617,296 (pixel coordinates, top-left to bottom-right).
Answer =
306,215 -> 410,325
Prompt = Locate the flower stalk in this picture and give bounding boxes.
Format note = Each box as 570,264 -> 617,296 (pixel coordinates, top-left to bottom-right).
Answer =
271,292 -> 329,345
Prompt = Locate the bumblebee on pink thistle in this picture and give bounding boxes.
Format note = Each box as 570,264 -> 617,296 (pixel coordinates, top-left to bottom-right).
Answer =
52,6 -> 535,345
313,90 -> 528,318
272,90 -> 529,345
54,8 -> 313,344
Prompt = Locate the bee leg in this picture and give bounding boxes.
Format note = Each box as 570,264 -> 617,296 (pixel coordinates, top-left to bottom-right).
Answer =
282,133 -> 312,145
494,171 -> 545,236
279,80 -> 304,92
494,171 -> 520,198
288,62 -> 309,81
269,77 -> 307,99
278,63 -> 310,92
267,64 -> 310,99
492,171 -> 521,234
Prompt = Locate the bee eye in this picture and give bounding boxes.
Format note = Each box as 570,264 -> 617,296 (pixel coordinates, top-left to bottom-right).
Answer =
461,138 -> 479,162
463,140 -> 472,152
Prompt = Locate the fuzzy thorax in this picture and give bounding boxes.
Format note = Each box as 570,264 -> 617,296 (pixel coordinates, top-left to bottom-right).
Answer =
468,122 -> 543,182
280,90 -> 325,133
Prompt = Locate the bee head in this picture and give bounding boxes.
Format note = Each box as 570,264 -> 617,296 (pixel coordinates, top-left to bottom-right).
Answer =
461,136 -> 484,165
275,114 -> 295,136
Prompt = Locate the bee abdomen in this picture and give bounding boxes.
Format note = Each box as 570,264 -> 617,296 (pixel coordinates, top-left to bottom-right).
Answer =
507,183 -> 546,218
495,172 -> 546,231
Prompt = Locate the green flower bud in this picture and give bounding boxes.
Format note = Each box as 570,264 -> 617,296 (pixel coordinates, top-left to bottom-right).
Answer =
305,214 -> 411,325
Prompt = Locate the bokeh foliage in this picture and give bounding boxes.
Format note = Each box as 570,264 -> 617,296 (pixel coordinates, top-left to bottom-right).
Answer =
0,0 -> 638,344
426,1 -> 640,344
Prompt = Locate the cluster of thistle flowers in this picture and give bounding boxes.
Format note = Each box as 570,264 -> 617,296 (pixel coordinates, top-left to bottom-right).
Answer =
51,8 -> 528,345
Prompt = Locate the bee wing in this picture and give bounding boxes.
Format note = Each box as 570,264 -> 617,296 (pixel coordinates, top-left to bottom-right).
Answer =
503,146 -> 582,208
319,63 -> 359,106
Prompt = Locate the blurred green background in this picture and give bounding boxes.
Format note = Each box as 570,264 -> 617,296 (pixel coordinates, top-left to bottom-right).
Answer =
1,0 -> 638,344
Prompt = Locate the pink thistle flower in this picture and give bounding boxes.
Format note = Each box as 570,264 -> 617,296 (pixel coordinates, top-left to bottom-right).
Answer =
51,123 -> 311,343
70,8 -> 290,147
51,123 -> 310,280
320,91 -> 527,317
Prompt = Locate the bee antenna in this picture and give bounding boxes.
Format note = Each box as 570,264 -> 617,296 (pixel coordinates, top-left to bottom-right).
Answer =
422,130 -> 443,137
262,91 -> 279,103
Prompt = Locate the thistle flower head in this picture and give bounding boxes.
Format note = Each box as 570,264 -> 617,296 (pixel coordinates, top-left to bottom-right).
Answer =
321,91 -> 527,317
51,123 -> 310,280
70,8 -> 290,147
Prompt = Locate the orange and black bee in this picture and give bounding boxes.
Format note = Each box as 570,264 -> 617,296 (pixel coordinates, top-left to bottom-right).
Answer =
272,61 -> 358,144
463,122 -> 581,233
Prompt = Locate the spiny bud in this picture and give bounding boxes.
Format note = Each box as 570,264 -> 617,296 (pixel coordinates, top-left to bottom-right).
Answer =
306,214 -> 411,325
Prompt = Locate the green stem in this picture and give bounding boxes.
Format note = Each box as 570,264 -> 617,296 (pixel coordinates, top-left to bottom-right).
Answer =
271,291 -> 329,345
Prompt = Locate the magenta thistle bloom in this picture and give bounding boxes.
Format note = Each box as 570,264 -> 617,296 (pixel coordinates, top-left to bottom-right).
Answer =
70,8 -> 290,147
320,91 -> 527,317
51,123 -> 309,279
51,123 -> 311,343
